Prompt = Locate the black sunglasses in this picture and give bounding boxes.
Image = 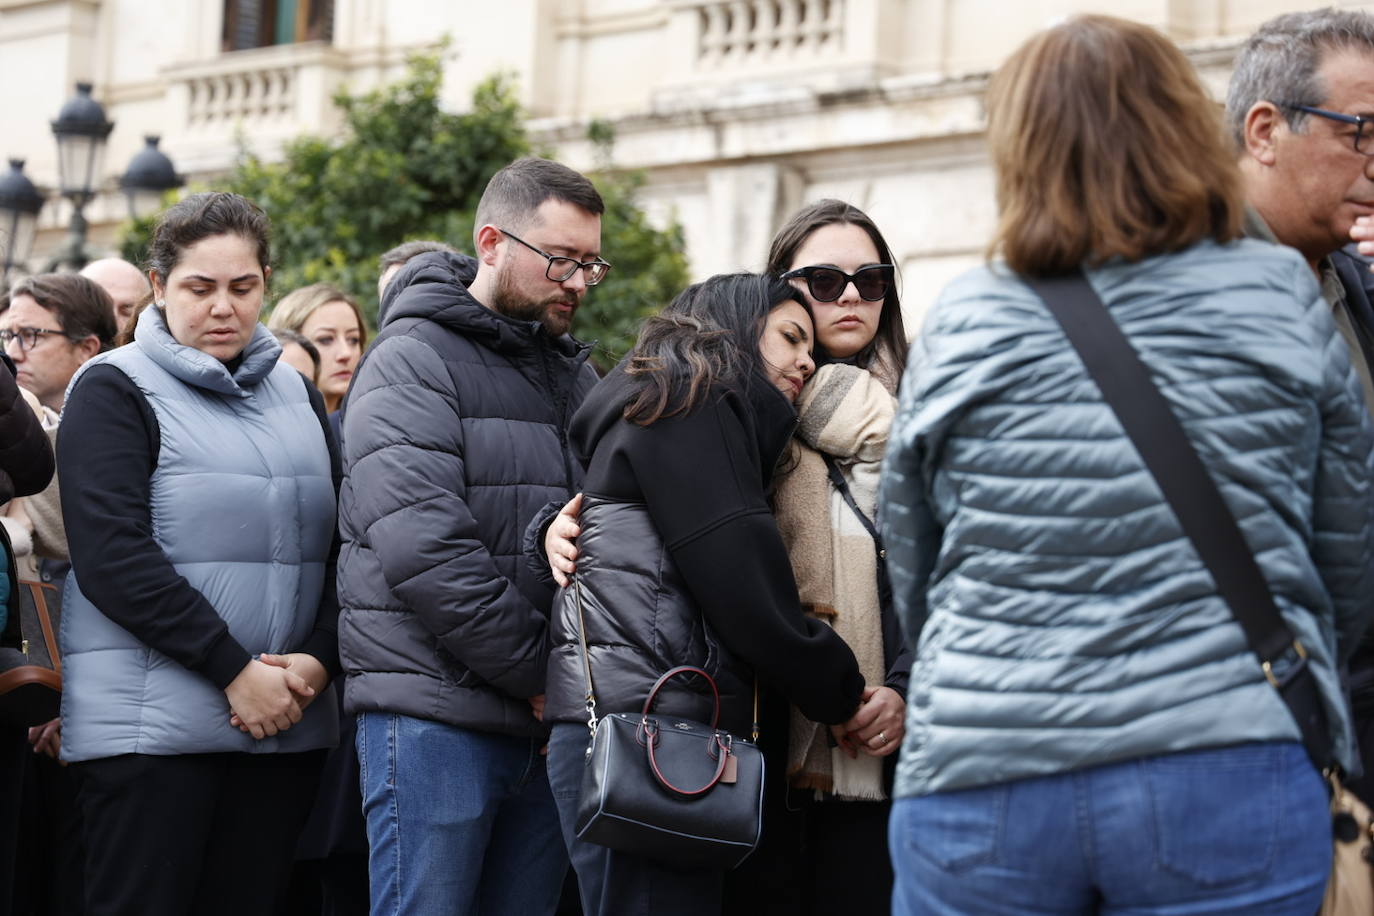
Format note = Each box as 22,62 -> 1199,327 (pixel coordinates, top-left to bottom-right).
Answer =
781,264 -> 894,303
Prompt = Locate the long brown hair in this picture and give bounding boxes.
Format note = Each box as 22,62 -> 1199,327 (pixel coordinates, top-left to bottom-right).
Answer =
623,274 -> 807,426
986,15 -> 1245,277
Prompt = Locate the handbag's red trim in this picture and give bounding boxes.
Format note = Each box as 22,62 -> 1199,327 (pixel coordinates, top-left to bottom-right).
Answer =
641,665 -> 720,727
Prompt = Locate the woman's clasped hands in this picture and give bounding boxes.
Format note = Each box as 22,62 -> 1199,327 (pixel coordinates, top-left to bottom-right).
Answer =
829,685 -> 905,759
225,653 -> 330,739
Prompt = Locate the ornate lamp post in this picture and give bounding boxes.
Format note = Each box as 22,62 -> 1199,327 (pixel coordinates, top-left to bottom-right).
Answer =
0,159 -> 45,294
45,82 -> 114,271
120,136 -> 183,221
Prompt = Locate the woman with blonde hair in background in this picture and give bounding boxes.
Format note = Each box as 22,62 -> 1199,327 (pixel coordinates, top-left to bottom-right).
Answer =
881,15 -> 1374,914
268,283 -> 367,414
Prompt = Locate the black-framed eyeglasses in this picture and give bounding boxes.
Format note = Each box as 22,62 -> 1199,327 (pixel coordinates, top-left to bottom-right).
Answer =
1283,103 -> 1374,154
782,264 -> 895,303
0,327 -> 79,352
500,229 -> 611,286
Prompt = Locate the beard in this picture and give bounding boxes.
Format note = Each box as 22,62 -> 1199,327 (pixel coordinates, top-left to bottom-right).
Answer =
490,263 -> 576,337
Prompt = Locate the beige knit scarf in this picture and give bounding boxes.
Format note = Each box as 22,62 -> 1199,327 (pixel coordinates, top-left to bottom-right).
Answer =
774,359 -> 898,801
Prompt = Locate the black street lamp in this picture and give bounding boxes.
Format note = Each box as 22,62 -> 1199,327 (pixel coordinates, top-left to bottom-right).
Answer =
120,136 -> 183,221
0,159 -> 45,294
45,82 -> 114,271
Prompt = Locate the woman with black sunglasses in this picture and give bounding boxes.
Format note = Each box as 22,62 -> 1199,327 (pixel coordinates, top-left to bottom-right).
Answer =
540,200 -> 912,915
715,200 -> 911,916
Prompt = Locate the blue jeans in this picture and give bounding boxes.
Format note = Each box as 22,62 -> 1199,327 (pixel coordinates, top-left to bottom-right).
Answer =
891,742 -> 1330,915
356,713 -> 567,916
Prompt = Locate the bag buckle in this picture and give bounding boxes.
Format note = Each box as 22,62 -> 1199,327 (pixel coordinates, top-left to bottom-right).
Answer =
1262,640 -> 1308,690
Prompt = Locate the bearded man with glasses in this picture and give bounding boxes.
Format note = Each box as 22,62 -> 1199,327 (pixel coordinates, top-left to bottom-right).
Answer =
1228,7 -> 1374,807
338,157 -> 605,916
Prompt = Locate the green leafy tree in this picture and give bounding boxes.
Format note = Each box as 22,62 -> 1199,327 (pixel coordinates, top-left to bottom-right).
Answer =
120,50 -> 688,369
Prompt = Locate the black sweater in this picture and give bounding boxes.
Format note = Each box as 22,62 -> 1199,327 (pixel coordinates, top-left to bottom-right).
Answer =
556,365 -> 864,727
59,364 -> 343,690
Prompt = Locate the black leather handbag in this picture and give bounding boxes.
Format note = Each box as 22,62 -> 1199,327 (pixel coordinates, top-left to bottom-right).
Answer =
570,580 -> 766,870
0,579 -> 63,728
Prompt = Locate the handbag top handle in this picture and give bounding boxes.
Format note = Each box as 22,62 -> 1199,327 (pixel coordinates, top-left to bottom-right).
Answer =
1020,270 -> 1333,771
571,577 -> 761,742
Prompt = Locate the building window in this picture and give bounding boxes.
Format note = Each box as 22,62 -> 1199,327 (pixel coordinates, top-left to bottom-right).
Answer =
222,0 -> 333,52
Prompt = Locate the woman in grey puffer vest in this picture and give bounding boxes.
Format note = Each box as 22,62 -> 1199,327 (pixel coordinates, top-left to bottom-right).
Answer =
879,17 -> 1374,915
59,193 -> 341,916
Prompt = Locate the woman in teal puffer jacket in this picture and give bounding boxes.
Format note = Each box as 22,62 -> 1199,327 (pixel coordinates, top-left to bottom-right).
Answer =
879,15 -> 1374,915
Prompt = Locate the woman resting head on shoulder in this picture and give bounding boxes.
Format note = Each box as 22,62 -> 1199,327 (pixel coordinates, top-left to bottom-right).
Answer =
268,282 -> 367,413
542,273 -> 864,916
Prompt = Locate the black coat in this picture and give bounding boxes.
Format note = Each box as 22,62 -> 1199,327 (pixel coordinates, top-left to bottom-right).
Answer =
337,252 -> 598,737
0,354 -> 54,645
543,364 -> 864,734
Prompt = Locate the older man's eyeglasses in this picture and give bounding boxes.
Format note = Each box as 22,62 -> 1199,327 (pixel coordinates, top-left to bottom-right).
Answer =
1283,103 -> 1374,154
0,327 -> 77,352
500,229 -> 611,286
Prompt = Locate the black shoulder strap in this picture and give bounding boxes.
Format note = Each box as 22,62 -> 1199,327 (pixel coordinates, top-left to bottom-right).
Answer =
1021,271 -> 1332,770
822,455 -> 892,612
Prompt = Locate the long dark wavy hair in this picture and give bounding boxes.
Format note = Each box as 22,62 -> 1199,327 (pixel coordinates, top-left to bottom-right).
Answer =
623,273 -> 808,426
765,199 -> 907,380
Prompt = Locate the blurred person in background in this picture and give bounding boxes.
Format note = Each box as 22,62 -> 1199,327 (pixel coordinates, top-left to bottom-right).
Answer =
268,283 -> 367,415
377,240 -> 458,301
59,191 -> 342,916
0,354 -> 54,915
1228,6 -> 1374,806
880,15 -> 1374,914
0,274 -> 116,916
273,328 -> 322,384
80,259 -> 149,336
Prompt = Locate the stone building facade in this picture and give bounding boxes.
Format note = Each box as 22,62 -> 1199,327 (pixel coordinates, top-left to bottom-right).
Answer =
3,0 -> 1370,324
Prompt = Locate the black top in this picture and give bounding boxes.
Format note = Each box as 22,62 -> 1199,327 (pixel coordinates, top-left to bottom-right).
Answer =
0,353 -> 54,504
59,363 -> 343,691
557,365 -> 864,727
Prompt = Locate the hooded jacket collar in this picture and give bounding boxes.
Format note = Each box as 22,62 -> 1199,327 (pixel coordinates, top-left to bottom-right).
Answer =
134,302 -> 281,399
382,250 -> 590,360
572,361 -> 799,488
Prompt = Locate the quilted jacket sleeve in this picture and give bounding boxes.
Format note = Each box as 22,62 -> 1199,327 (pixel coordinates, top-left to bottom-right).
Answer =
342,334 -> 549,698
879,346 -> 942,647
0,356 -> 53,503
1304,273 -> 1374,661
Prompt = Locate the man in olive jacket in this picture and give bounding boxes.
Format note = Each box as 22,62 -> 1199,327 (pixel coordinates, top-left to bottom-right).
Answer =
1228,7 -> 1374,803
338,157 -> 605,915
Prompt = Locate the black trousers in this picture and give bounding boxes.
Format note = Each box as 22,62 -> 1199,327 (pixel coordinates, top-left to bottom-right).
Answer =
547,724 -> 724,916
13,751 -> 85,916
724,694 -> 894,916
75,750 -> 324,916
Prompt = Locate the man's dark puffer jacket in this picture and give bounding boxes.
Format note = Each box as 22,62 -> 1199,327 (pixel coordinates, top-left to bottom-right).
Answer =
338,252 -> 597,737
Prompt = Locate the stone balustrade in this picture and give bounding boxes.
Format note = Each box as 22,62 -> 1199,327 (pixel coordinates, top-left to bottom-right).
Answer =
185,64 -> 296,128
694,0 -> 846,68
159,41 -> 347,172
